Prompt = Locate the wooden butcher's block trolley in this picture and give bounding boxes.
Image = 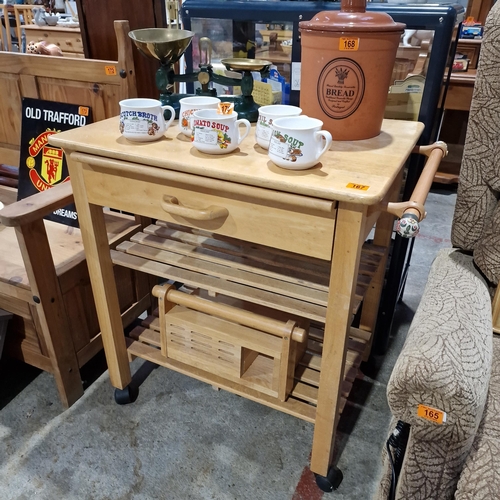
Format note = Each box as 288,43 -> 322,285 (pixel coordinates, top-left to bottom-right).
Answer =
50,117 -> 445,491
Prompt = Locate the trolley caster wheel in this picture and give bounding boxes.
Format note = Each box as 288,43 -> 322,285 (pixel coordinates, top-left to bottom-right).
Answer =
315,466 -> 343,492
114,385 -> 139,405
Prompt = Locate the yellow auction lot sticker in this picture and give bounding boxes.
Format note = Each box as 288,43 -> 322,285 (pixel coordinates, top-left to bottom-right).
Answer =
346,182 -> 369,191
339,37 -> 359,51
105,65 -> 117,76
417,404 -> 447,424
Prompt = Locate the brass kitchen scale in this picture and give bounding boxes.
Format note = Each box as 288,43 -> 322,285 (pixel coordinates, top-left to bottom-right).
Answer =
129,28 -> 271,122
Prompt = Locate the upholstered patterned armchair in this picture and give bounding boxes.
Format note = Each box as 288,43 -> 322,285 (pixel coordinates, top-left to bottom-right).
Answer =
376,2 -> 500,499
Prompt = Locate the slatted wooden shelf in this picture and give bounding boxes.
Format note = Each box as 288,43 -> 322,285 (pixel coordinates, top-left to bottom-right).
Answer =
111,222 -> 385,324
111,221 -> 382,421
126,333 -> 319,423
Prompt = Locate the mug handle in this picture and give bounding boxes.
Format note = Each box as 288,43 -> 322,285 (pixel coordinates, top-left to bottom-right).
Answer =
315,130 -> 333,160
161,105 -> 176,129
235,118 -> 251,145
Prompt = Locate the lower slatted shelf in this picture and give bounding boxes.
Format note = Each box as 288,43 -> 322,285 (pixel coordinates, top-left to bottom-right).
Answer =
126,332 -> 318,423
129,314 -> 366,422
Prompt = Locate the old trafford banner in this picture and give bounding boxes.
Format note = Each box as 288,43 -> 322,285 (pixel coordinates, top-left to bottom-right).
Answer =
17,98 -> 93,227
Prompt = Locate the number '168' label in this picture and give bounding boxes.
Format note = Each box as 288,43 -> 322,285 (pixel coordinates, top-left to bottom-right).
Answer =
339,37 -> 359,51
417,404 -> 447,424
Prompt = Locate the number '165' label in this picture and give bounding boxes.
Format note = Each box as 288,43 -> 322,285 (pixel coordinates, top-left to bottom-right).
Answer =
417,404 -> 447,424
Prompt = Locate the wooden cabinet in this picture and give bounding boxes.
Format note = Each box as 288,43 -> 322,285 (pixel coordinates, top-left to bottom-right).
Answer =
434,0 -> 491,183
75,0 -> 166,98
456,39 -> 482,69
436,41 -> 480,184
24,25 -> 84,57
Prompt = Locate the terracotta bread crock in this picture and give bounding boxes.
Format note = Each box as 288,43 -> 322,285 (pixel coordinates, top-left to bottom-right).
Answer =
299,0 -> 405,141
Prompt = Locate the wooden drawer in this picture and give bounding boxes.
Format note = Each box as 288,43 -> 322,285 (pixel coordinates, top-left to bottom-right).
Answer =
26,30 -> 83,54
445,83 -> 474,112
75,153 -> 337,260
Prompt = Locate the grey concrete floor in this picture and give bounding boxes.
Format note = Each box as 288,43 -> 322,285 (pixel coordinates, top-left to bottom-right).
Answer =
0,187 -> 457,500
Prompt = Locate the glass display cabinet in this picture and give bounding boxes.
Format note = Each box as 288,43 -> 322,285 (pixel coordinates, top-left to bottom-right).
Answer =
181,0 -> 465,355
182,1 -> 463,139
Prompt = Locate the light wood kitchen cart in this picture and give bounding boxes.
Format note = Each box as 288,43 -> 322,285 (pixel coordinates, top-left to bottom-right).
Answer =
50,117 -> 437,490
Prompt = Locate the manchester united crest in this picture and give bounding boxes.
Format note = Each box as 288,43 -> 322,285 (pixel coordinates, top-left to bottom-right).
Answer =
25,131 -> 70,191
41,146 -> 64,185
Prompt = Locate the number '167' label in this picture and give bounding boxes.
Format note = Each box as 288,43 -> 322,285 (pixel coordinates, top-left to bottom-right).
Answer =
417,404 -> 447,424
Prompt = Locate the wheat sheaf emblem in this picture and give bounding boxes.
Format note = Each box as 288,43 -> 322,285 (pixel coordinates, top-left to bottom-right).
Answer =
335,67 -> 350,84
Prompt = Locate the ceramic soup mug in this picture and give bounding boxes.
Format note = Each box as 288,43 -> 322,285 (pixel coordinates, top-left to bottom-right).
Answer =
190,109 -> 251,155
178,96 -> 221,136
255,104 -> 302,149
268,116 -> 332,170
119,98 -> 175,142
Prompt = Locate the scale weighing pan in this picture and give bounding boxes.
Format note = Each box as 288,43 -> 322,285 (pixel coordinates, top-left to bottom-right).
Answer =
129,28 -> 194,64
221,58 -> 272,72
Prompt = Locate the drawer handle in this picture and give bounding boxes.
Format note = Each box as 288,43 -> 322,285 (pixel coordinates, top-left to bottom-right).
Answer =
161,195 -> 228,221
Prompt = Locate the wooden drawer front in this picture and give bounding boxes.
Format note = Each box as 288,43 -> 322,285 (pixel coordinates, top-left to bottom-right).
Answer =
78,156 -> 336,260
26,31 -> 83,54
0,290 -> 43,356
7,314 -> 42,354
445,83 -> 474,112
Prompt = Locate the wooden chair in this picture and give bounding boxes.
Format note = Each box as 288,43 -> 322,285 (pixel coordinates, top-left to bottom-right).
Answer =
13,4 -> 35,52
0,5 -> 6,51
0,20 -> 152,409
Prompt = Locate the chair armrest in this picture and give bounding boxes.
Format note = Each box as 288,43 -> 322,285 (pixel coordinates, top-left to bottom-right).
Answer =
384,248 -> 493,499
0,181 -> 74,228
389,248 -> 492,425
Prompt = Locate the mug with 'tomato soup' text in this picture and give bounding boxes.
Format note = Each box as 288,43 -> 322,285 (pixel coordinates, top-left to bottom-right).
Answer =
190,109 -> 251,155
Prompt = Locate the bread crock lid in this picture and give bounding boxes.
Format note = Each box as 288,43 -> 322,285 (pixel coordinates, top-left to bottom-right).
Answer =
299,0 -> 406,33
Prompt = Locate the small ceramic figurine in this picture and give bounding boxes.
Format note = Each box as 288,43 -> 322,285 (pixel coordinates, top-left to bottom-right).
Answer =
33,7 -> 47,26
27,40 -> 63,56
